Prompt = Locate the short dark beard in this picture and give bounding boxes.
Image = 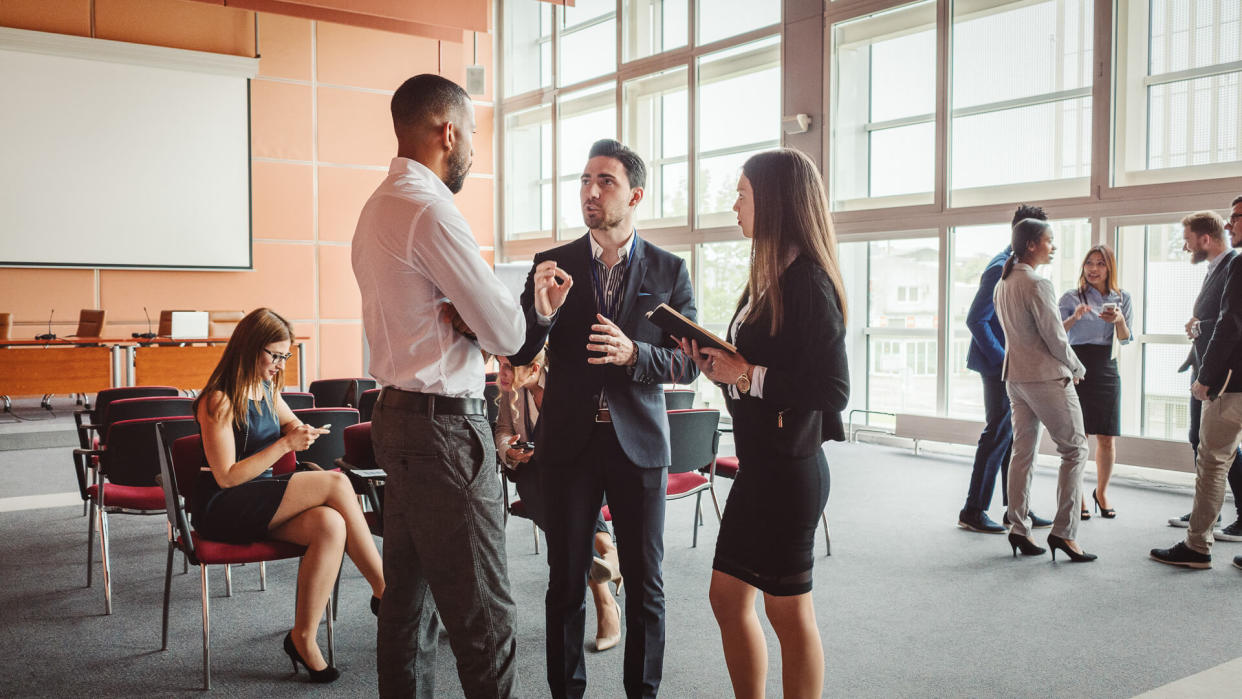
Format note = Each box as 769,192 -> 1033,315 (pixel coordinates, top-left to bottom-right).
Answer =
444,141 -> 471,194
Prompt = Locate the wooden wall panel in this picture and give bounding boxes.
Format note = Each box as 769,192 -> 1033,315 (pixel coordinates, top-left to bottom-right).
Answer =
253,161 -> 314,240
318,167 -> 382,242
256,11 -> 311,80
0,0 -> 90,36
315,20 -> 437,91
95,0 -> 254,56
317,245 -> 361,320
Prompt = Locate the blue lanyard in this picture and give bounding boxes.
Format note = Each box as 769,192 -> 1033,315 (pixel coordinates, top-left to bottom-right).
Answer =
589,234 -> 636,319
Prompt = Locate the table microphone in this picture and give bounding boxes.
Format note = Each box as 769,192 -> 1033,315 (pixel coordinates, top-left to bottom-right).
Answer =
35,309 -> 57,341
133,306 -> 157,339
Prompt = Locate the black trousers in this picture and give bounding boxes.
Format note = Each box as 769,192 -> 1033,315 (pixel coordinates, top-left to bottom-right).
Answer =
541,423 -> 667,699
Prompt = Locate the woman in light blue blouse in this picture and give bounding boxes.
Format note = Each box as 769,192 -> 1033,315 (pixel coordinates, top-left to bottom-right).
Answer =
1059,245 -> 1131,519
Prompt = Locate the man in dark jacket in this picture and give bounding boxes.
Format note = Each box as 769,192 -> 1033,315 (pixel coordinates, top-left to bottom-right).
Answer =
958,204 -> 1052,533
1152,201 -> 1242,570
1167,203 -> 1242,538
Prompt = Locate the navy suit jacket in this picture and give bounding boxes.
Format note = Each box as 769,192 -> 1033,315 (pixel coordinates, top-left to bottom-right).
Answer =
1199,252 -> 1242,394
510,234 -> 699,468
965,247 -> 1010,378
1187,248 -> 1238,375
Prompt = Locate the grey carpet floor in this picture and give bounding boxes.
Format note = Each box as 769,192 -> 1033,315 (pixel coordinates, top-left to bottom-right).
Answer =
2,434 -> 1241,697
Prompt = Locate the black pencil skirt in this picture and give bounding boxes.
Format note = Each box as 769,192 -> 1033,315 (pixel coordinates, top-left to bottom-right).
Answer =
192,473 -> 295,544
1072,344 -> 1121,436
712,449 -> 830,597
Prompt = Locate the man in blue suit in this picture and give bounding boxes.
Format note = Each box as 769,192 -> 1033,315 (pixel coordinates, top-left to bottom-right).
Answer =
510,139 -> 698,698
959,204 -> 1053,533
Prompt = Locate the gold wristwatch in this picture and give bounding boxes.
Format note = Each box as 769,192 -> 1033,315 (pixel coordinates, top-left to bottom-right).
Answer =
735,370 -> 751,395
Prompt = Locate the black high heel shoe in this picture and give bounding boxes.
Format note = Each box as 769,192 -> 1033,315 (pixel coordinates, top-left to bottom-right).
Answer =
1047,533 -> 1097,562
283,631 -> 341,683
1092,489 -> 1116,518
371,595 -> 381,617
1008,532 -> 1047,557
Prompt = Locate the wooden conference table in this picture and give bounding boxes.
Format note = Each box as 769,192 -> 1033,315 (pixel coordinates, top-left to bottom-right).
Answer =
0,338 -> 306,398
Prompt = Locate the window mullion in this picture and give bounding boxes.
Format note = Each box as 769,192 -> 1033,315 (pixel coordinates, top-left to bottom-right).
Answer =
934,0 -> 951,211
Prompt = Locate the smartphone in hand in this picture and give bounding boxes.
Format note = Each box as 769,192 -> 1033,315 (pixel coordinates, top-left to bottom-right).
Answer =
316,423 -> 332,432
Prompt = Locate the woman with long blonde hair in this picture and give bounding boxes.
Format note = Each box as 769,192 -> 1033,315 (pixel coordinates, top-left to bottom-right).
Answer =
680,149 -> 849,698
1059,245 -> 1132,518
493,350 -> 623,652
192,308 -> 384,683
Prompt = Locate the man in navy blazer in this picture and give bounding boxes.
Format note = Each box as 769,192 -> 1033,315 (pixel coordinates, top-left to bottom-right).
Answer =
510,139 -> 698,698
959,204 -> 1053,533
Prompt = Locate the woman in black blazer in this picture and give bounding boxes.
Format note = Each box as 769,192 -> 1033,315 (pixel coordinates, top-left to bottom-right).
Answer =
679,149 -> 849,699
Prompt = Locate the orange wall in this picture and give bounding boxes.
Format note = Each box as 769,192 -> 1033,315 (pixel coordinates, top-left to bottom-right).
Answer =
0,0 -> 496,382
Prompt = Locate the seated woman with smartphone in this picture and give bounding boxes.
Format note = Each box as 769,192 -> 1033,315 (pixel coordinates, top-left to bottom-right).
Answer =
193,308 -> 385,683
494,351 -> 623,652
1059,246 -> 1132,519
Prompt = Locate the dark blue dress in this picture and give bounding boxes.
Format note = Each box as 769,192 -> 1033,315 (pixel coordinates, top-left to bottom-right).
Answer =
192,383 -> 295,544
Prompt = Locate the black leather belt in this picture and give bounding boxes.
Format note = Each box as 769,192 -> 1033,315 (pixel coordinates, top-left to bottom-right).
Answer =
380,388 -> 485,417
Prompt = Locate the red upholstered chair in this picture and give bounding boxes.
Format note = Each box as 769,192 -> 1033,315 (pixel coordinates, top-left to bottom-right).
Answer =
280,391 -> 316,411
334,421 -> 385,537
666,409 -> 720,548
500,467 -> 542,554
156,426 -> 329,690
73,415 -> 200,614
71,386 -> 181,514
705,454 -> 832,556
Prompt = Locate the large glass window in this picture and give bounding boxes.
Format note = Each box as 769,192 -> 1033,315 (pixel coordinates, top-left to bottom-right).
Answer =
693,240 -> 751,410
557,84 -> 617,234
1117,220 -> 1207,438
558,0 -> 617,87
696,36 -> 781,228
624,0 -> 688,60
503,104 -> 553,240
697,0 -> 781,46
1116,0 -> 1242,184
831,1 -> 936,210
950,0 -> 1093,205
503,0 -> 552,96
624,68 -> 690,229
864,236 -> 941,417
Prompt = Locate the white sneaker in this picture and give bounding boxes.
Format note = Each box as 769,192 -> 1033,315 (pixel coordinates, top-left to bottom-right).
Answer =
1215,519 -> 1242,542
1169,512 -> 1221,528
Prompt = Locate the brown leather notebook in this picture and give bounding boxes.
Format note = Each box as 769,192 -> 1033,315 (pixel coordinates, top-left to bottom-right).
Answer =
645,303 -> 737,354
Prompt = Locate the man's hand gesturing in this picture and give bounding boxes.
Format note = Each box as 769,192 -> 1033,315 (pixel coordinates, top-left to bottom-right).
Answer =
534,261 -> 574,317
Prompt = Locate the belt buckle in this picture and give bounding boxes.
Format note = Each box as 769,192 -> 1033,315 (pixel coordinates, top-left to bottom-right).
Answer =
594,408 -> 610,423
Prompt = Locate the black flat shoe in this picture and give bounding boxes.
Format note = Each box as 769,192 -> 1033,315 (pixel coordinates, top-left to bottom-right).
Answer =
1008,532 -> 1046,557
371,595 -> 381,617
1047,533 -> 1097,562
283,631 -> 341,683
1093,489 -> 1116,518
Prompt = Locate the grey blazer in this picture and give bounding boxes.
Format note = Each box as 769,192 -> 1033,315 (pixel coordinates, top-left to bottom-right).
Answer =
994,262 -> 1087,383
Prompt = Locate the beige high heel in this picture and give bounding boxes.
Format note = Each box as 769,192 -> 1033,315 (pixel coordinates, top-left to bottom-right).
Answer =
594,594 -> 622,652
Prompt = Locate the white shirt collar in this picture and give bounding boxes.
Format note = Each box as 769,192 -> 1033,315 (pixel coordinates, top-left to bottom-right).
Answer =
588,229 -> 635,263
389,157 -> 453,201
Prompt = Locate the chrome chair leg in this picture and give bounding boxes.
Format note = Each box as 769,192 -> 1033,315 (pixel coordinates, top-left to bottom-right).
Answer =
691,492 -> 703,548
224,564 -> 232,597
99,508 -> 113,615
708,484 -> 723,521
85,499 -> 96,587
259,561 -> 267,591
201,564 -> 212,690
162,542 -> 174,650
532,522 -> 540,554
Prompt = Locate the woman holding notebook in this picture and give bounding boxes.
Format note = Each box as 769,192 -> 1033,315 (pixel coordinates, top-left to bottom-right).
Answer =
678,149 -> 849,699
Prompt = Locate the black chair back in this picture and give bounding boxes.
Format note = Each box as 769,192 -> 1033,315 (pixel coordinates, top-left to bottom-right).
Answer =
102,397 -> 195,443
90,386 -> 180,424
101,416 -> 198,487
663,389 -> 695,410
281,391 -> 315,410
358,388 -> 381,422
293,407 -> 361,469
309,378 -> 378,408
667,409 -> 721,475
157,427 -> 201,564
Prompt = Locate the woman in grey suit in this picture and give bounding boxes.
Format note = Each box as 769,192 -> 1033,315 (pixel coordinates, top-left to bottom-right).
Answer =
994,219 -> 1096,562
493,351 -> 623,651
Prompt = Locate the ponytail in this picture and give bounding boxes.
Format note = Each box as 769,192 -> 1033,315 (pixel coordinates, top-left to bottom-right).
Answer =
1001,253 -> 1018,280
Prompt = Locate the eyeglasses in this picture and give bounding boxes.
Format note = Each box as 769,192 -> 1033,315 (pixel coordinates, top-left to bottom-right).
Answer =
262,348 -> 292,364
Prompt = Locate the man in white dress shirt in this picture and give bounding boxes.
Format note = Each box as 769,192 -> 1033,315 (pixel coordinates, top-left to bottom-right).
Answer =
352,74 -> 525,699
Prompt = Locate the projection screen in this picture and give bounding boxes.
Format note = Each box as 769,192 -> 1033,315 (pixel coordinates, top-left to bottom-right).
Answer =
0,28 -> 256,269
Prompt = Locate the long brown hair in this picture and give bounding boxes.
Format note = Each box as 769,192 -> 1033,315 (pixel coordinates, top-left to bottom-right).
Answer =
1076,245 -> 1119,298
739,149 -> 848,335
194,308 -> 294,430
